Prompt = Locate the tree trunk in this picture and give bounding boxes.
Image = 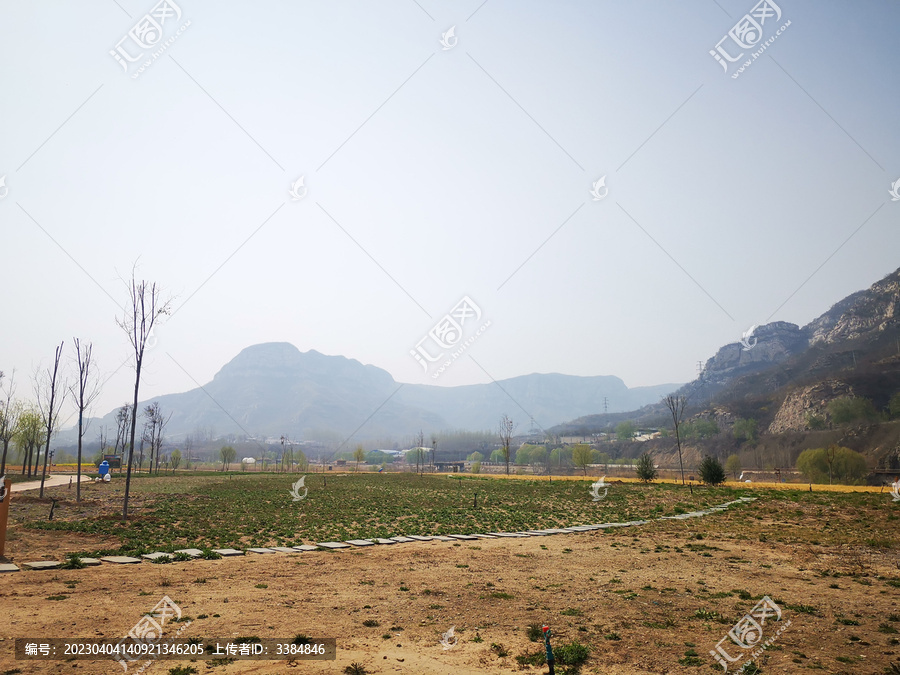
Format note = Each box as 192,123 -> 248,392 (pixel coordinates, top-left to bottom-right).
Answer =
0,438 -> 9,477
76,411 -> 83,502
122,359 -> 142,521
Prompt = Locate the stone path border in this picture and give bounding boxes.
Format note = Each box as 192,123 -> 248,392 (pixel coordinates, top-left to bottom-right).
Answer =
10,497 -> 756,571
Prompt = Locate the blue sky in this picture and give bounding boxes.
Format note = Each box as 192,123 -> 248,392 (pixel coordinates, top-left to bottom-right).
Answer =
1,0 -> 898,429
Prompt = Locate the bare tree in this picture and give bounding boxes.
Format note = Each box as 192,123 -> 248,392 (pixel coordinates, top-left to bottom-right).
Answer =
141,402 -> 170,476
663,394 -> 688,485
70,339 -> 100,501
118,274 -> 171,521
183,434 -> 194,470
114,404 -> 132,461
414,430 -> 424,474
430,433 -> 438,472
36,342 -> 66,498
0,370 -> 23,477
499,415 -> 515,476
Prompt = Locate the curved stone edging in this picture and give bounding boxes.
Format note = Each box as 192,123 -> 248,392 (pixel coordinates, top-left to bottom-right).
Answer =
5,496 -> 757,572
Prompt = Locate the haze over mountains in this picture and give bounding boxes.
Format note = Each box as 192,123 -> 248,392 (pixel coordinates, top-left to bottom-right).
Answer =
68,267 -> 900,449
78,346 -> 680,442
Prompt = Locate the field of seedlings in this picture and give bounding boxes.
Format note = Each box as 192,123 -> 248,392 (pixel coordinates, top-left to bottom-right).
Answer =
2,473 -> 899,674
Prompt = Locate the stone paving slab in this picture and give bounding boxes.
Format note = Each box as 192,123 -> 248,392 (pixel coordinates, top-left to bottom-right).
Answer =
447,534 -> 479,540
271,547 -> 298,553
142,552 -> 174,561
487,532 -> 529,538
175,549 -> 203,558
372,538 -> 397,544
468,533 -> 497,539
316,542 -> 350,549
523,530 -> 549,536
406,536 -> 434,541
23,561 -> 62,570
538,529 -> 571,534
431,535 -> 455,541
0,563 -> 21,572
212,548 -> 245,556
247,548 -> 276,554
100,556 -> 142,564
390,536 -> 415,543
292,545 -> 319,552
79,558 -> 102,566
345,539 -> 375,547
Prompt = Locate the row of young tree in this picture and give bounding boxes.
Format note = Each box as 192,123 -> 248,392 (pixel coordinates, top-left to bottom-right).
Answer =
0,339 -> 97,502
0,271 -> 170,520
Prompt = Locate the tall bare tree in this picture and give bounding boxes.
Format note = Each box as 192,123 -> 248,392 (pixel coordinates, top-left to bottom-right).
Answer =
183,434 -> 194,470
414,430 -> 424,474
36,342 -> 66,497
430,433 -> 438,472
70,339 -> 100,501
118,274 -> 171,521
663,394 -> 688,485
114,404 -> 132,460
499,415 -> 515,476
141,402 -> 169,475
0,370 -> 23,477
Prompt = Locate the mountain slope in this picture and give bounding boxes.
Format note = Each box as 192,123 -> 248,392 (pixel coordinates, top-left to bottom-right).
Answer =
551,267 -> 900,435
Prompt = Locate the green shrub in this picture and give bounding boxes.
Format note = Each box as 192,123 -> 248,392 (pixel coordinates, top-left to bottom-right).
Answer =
828,396 -> 880,425
698,456 -> 726,485
796,446 -> 867,484
635,453 -> 658,483
733,418 -> 758,443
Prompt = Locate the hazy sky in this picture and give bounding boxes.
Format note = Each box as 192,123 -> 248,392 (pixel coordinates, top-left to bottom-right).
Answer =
2,0 -> 898,431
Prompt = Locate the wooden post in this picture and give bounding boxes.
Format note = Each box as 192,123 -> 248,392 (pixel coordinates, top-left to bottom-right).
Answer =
0,477 -> 12,558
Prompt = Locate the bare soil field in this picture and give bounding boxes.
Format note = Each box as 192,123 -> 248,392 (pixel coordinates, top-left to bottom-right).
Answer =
2,476 -> 899,674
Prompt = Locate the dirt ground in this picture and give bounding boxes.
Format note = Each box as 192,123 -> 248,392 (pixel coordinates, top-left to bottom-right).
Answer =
2,512 -> 899,675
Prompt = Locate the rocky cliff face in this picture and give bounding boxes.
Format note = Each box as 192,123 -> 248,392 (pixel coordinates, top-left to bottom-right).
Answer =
805,272 -> 900,345
682,321 -> 808,402
767,379 -> 856,433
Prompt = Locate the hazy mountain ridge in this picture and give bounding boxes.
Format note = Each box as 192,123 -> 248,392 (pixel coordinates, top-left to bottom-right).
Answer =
76,344 -> 681,442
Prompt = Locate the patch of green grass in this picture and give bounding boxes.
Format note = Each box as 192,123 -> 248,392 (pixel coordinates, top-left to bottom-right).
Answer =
16,473 -> 746,555
60,554 -> 85,570
45,595 -> 68,601
167,667 -> 198,675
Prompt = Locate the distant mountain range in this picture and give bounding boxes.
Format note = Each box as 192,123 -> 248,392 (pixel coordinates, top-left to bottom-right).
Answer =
70,345 -> 681,442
